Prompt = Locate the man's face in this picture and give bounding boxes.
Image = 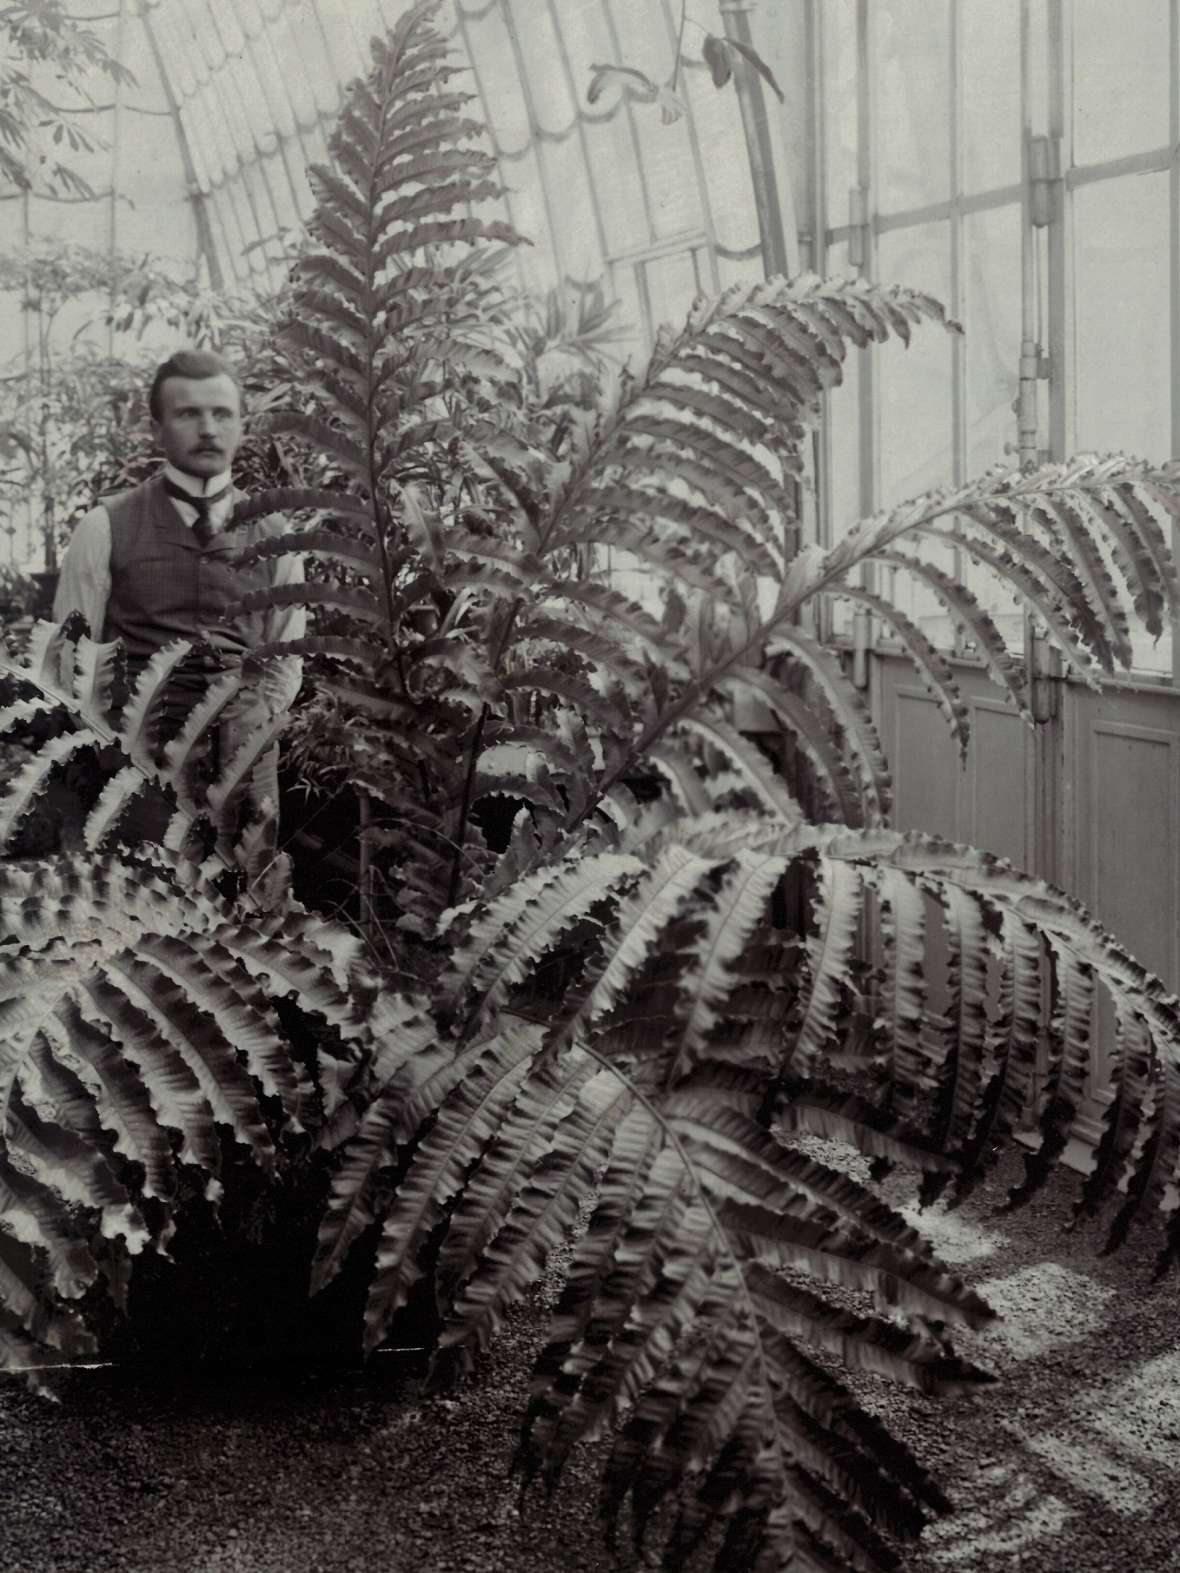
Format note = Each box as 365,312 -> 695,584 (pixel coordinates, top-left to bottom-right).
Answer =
153,373 -> 242,479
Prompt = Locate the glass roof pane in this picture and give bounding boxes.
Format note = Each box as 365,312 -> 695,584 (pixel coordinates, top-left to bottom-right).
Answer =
962,1 -> 1020,192
463,3 -> 532,155
1074,0 -> 1170,165
510,0 -> 577,135
824,0 -> 862,221
553,0 -> 618,86
538,128 -> 602,280
585,110 -> 652,259
877,0 -> 951,212
684,71 -> 758,256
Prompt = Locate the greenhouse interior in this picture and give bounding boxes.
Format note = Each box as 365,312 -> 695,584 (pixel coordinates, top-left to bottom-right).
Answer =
2,3 -> 1180,1572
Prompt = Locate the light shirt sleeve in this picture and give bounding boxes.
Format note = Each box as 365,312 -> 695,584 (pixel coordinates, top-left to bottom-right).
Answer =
52,506 -> 112,637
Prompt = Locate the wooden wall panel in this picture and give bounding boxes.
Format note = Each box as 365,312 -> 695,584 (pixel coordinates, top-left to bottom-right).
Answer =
889,686 -> 960,839
966,697 -> 1034,867
1071,711 -> 1180,988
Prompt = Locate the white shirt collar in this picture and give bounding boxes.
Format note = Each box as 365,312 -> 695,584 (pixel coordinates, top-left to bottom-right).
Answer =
163,461 -> 233,500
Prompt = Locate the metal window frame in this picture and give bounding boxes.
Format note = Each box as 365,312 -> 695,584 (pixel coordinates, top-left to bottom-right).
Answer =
812,0 -> 1180,692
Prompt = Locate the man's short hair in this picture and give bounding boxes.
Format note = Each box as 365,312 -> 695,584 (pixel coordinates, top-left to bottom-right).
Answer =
149,350 -> 241,421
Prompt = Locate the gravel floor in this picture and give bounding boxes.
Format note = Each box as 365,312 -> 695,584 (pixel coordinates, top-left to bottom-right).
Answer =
2,1154 -> 1177,1573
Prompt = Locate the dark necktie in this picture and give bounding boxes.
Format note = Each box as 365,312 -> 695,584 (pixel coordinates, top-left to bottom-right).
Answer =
165,479 -> 223,546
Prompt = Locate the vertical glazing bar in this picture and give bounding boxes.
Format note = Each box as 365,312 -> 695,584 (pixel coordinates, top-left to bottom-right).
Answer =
21,189 -> 35,566
1018,0 -> 1040,472
1038,0 -> 1066,887
139,0 -> 224,286
601,0 -> 658,246
852,0 -> 877,686
108,0 -> 129,357
1047,0 -> 1074,461
635,259 -> 655,347
1170,0 -> 1180,685
193,0 -> 272,275
719,0 -> 789,276
546,0 -> 611,272
807,0 -> 832,576
500,0 -> 565,285
949,1 -> 965,483
949,0 -> 966,647
451,1 -> 524,258
658,0 -> 721,289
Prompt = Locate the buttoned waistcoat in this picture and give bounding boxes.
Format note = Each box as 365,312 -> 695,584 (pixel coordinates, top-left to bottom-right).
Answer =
103,474 -> 284,715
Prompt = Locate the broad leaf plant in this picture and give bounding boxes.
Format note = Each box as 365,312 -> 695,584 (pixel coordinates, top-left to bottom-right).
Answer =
3,6 -> 1180,1571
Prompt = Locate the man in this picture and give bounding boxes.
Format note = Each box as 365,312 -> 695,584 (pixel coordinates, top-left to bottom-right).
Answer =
54,348 -> 305,833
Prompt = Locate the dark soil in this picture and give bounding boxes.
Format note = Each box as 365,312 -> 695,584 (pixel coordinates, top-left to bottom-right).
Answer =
2,1155 -> 1178,1573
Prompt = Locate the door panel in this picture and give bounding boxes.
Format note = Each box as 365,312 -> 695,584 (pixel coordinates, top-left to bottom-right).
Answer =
1064,686 -> 1180,989
872,654 -> 1036,867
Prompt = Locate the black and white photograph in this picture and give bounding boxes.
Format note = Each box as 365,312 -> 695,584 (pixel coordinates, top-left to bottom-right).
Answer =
1,3 -> 1179,1570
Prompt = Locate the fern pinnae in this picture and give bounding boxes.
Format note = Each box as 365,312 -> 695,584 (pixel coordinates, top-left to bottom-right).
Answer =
82,766 -> 151,851
1038,494 -> 1135,667
1119,477 -> 1180,609
774,1078 -> 955,1176
743,1264 -> 989,1401
54,999 -> 176,1202
644,745 -> 712,816
363,1027 -> 540,1349
456,853 -> 643,1015
664,1096 -> 953,1278
1108,1055 -> 1180,1261
68,634 -> 120,719
1073,1001 -> 1154,1221
0,1162 -> 99,1301
873,549 -> 1029,717
1005,943 -> 1095,1208
766,628 -> 891,824
0,695 -> 59,741
116,639 -> 196,771
204,710 -> 290,838
665,850 -> 790,1084
1088,485 -> 1173,637
677,713 -> 802,823
928,884 -> 993,1164
312,1037 -> 468,1295
7,1093 -> 148,1253
515,614 -> 647,696
235,528 -> 383,585
100,957 -> 274,1172
720,1198 -> 989,1333
19,618 -> 74,700
931,521 -> 1108,681
159,668 -> 241,787
440,1063 -> 624,1352
0,729 -> 103,851
718,664 -> 875,823
0,1233 -> 96,1358
835,588 -> 971,754
585,844 -> 722,1028
791,859 -> 864,1070
137,936 -> 309,1126
871,867 -> 931,1103
521,1112 -> 673,1465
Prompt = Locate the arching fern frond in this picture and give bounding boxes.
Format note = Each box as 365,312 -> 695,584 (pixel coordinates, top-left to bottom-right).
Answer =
0,847 -> 388,1374
313,808 -> 1180,1569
